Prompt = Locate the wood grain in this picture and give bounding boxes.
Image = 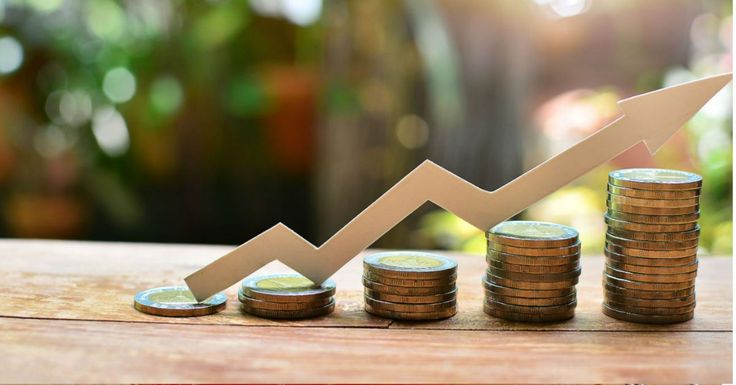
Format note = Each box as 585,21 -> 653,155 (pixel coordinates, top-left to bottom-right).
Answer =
0,317 -> 730,383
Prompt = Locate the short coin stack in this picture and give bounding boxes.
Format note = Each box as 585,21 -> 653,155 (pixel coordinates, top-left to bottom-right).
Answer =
484,221 -> 581,322
363,251 -> 457,320
239,274 -> 336,319
603,168 -> 701,324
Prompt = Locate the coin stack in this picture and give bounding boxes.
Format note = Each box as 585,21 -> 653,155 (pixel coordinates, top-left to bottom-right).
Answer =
484,221 -> 581,322
239,273 -> 336,319
603,168 -> 701,324
362,251 -> 457,320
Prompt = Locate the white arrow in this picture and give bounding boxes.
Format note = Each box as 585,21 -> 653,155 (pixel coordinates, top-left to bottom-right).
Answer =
185,73 -> 732,301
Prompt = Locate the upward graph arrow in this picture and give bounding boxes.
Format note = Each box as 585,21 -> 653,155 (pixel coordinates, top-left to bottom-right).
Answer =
186,73 -> 732,301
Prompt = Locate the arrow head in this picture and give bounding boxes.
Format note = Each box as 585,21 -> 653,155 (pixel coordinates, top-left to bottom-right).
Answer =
617,73 -> 732,154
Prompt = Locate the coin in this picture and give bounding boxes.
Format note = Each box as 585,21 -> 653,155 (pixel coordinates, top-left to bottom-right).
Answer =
487,266 -> 582,282
364,296 -> 457,313
603,273 -> 694,291
487,259 -> 580,274
485,291 -> 576,306
363,277 -> 455,295
605,233 -> 699,250
607,194 -> 700,208
486,221 -> 578,248
606,226 -> 700,242
240,299 -> 335,319
604,300 -> 696,316
602,303 -> 693,324
603,281 -> 695,299
604,292 -> 695,308
483,304 -> 575,322
363,251 -> 457,279
484,297 -> 577,314
609,169 -> 702,190
604,215 -> 698,232
134,286 -> 227,317
238,290 -> 332,310
363,288 -> 457,304
607,184 -> 701,199
486,249 -> 580,266
486,272 -> 578,290
364,303 -> 456,320
606,210 -> 700,225
363,271 -> 456,287
604,265 -> 697,283
241,274 -> 336,303
606,260 -> 698,275
488,241 -> 581,257
604,248 -> 697,267
606,242 -> 698,258
606,201 -> 699,215
482,277 -> 575,298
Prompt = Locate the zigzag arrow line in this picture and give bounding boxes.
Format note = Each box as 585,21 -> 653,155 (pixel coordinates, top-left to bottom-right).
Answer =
186,73 -> 731,301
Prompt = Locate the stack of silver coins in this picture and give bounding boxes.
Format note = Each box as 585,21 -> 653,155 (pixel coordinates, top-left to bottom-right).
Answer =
239,274 -> 336,319
603,168 -> 701,324
363,251 -> 457,320
484,221 -> 581,322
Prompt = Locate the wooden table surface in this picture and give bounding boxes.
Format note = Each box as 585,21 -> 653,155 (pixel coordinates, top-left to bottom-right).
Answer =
0,239 -> 731,383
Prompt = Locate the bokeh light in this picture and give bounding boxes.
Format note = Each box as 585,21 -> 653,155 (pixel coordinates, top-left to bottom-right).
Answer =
0,36 -> 23,74
103,67 -> 136,104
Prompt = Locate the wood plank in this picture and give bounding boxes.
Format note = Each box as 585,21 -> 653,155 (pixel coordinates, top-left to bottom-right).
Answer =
0,317 -> 730,383
0,240 -> 729,331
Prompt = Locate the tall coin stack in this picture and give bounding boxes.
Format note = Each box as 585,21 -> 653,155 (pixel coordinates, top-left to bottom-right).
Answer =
239,274 -> 337,319
603,168 -> 701,324
484,221 -> 581,322
363,251 -> 457,321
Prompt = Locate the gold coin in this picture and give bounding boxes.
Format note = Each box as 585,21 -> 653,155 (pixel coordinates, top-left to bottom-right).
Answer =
483,304 -> 575,323
606,233 -> 699,250
241,274 -> 336,303
603,281 -> 695,300
603,273 -> 694,291
485,290 -> 576,306
486,249 -> 580,266
606,260 -> 698,275
604,248 -> 697,267
607,194 -> 699,208
364,296 -> 456,313
487,221 -> 578,248
604,292 -> 695,308
363,251 -> 456,279
606,209 -> 700,225
605,215 -> 698,232
133,286 -> 227,317
606,226 -> 700,241
486,272 -> 578,290
487,259 -> 580,274
487,266 -> 582,282
363,271 -> 456,287
604,265 -> 697,283
238,290 -> 332,310
606,200 -> 699,215
484,297 -> 577,314
240,299 -> 335,319
607,184 -> 701,199
363,288 -> 457,304
604,300 -> 696,316
488,241 -> 581,257
362,277 -> 455,295
602,303 -> 693,324
608,169 -> 702,190
364,303 -> 456,321
482,277 -> 575,298
605,242 -> 698,258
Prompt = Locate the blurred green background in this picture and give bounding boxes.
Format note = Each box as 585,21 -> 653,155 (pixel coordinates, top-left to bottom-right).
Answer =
0,0 -> 731,255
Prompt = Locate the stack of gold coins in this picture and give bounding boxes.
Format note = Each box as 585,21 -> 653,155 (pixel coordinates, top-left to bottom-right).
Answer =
484,221 -> 581,322
239,274 -> 336,319
603,168 -> 701,324
362,251 -> 457,321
